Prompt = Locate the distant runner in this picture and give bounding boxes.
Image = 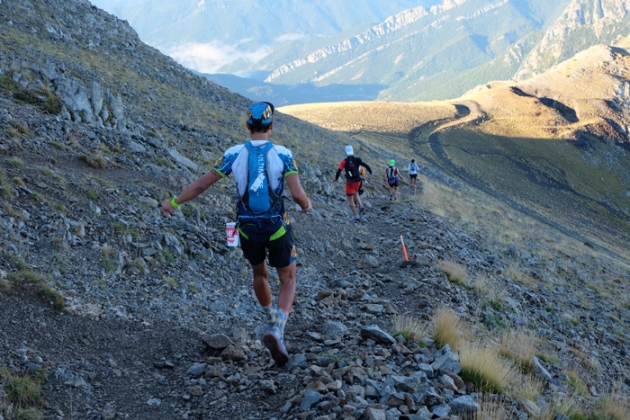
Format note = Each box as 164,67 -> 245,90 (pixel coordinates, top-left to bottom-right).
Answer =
160,102 -> 312,366
408,159 -> 418,192
385,159 -> 401,201
354,166 -> 367,209
334,146 -> 373,221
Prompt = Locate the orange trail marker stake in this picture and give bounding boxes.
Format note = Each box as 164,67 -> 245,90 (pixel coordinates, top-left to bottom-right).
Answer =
400,235 -> 409,262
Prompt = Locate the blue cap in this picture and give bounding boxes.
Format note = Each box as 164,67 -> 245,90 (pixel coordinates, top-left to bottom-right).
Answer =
247,102 -> 274,125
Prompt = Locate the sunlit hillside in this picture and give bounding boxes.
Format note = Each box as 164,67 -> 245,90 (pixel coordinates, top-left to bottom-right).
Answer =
281,44 -> 630,259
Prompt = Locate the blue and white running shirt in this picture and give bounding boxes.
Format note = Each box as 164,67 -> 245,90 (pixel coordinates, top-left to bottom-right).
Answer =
213,140 -> 299,197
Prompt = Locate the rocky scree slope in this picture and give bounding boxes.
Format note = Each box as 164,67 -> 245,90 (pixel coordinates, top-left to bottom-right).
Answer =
0,0 -> 630,419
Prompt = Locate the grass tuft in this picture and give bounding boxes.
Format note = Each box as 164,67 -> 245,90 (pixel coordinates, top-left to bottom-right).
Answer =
5,375 -> 41,406
474,395 -> 511,420
111,222 -> 141,240
505,262 -> 537,289
460,341 -> 516,394
7,271 -> 64,310
79,154 -> 106,169
0,368 -> 43,420
101,248 -> 117,273
439,260 -> 471,289
3,202 -> 25,219
433,307 -> 464,350
163,277 -> 179,288
595,392 -> 630,420
563,370 -> 589,395
499,329 -> 537,373
392,314 -> 429,344
7,156 -> 25,168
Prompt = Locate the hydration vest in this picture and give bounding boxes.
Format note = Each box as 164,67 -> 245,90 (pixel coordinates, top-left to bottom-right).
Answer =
344,156 -> 362,182
236,141 -> 287,242
387,167 -> 399,183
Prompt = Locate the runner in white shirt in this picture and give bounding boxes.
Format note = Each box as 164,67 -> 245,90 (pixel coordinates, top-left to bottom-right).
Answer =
408,159 -> 419,189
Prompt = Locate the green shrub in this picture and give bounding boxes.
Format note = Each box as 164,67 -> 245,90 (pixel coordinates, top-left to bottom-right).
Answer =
43,92 -> 62,115
7,156 -> 25,168
5,376 -> 42,405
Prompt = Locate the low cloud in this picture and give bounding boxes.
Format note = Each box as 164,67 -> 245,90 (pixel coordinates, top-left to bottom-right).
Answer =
275,32 -> 308,43
160,42 -> 273,74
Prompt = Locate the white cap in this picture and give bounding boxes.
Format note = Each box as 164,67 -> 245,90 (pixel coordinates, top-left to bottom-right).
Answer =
345,145 -> 354,155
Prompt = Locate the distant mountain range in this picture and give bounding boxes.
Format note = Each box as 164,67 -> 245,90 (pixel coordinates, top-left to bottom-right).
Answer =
88,0 -> 434,72
90,0 -> 630,104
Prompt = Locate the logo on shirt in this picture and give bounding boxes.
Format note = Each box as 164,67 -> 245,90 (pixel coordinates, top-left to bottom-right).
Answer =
250,152 -> 267,192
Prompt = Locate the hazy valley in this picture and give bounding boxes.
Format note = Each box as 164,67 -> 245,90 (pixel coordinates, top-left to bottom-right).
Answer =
93,0 -> 630,105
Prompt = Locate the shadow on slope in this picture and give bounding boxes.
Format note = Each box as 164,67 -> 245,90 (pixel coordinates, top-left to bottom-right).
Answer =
411,125 -> 630,257
510,87 -> 579,123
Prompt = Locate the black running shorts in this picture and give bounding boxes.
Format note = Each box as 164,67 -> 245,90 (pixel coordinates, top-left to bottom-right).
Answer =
388,180 -> 399,188
410,174 -> 417,180
240,226 -> 297,268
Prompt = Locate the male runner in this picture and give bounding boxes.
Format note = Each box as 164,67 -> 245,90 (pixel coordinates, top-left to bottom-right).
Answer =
160,102 -> 312,366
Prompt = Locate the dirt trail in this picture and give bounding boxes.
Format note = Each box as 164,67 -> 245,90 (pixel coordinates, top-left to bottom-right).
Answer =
408,101 -> 628,259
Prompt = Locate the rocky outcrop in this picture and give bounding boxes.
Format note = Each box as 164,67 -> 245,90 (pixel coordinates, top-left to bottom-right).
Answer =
515,0 -> 630,80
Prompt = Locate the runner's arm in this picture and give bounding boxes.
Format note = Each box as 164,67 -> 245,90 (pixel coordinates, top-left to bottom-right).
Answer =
285,173 -> 312,213
160,170 -> 222,214
334,159 -> 345,181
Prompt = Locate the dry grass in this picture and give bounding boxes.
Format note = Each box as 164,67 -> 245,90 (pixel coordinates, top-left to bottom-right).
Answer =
163,276 -> 179,288
2,202 -> 25,219
473,396 -> 511,420
439,260 -> 471,289
433,307 -> 465,350
568,347 -> 602,373
563,369 -> 589,395
596,391 -> 630,420
459,341 -> 517,394
280,101 -> 458,134
504,263 -> 537,289
473,274 -> 507,304
499,329 -> 537,372
538,392 -> 581,420
7,156 -> 25,168
392,314 -> 430,344
79,153 -> 106,169
0,167 -> 13,198
512,374 -> 543,401
414,175 -> 449,217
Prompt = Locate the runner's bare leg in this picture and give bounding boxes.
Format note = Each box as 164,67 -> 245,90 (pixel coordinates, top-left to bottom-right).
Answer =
252,261 -> 272,307
276,262 -> 297,316
347,195 -> 358,216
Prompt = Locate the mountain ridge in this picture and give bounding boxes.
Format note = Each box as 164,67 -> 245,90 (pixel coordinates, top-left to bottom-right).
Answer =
515,0 -> 630,80
88,0 -> 630,104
